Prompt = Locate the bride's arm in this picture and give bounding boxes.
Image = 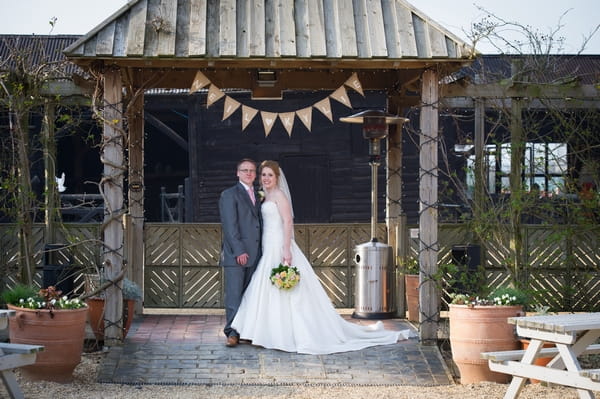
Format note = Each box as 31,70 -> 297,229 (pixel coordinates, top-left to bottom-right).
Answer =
275,190 -> 294,265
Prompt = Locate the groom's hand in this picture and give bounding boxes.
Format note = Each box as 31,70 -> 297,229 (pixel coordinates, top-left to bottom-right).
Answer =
236,253 -> 249,266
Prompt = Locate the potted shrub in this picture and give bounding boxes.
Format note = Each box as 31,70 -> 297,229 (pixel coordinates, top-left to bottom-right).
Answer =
400,257 -> 420,322
449,286 -> 529,384
1,284 -> 88,382
86,277 -> 142,341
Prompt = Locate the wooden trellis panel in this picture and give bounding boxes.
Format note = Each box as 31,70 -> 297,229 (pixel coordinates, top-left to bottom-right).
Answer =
142,223 -> 386,308
2,223 -> 599,312
0,223 -> 101,295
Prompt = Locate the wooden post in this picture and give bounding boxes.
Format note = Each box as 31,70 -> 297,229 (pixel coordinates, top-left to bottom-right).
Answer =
473,98 -> 485,264
102,68 -> 124,345
474,98 -> 485,219
42,101 -> 58,244
386,122 -> 403,316
188,94 -> 201,221
419,69 -> 439,344
510,98 -> 525,283
126,82 -> 145,314
396,215 -> 409,317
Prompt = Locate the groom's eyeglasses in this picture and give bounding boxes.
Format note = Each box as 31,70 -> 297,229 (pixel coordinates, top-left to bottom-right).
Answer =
238,169 -> 256,174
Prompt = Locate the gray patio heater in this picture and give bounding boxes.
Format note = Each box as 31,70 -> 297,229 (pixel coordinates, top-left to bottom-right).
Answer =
340,110 -> 409,319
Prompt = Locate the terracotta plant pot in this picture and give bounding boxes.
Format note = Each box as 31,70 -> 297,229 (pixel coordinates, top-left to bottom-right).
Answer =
520,338 -> 555,383
86,297 -> 136,341
404,274 -> 420,322
7,304 -> 88,383
449,304 -> 523,384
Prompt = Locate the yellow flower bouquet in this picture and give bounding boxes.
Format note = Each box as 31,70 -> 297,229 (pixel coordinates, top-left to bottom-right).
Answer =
270,263 -> 301,290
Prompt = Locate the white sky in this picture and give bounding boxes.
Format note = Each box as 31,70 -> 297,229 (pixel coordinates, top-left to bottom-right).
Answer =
1,0 -> 598,54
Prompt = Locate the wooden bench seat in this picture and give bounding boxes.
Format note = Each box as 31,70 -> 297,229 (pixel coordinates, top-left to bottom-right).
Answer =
0,342 -> 45,355
580,369 -> 600,382
481,343 -> 600,362
0,342 -> 44,399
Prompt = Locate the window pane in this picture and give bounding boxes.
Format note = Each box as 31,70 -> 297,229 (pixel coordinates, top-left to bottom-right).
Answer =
500,143 -> 511,174
548,177 -> 564,195
524,145 -> 533,175
501,177 -> 510,193
486,153 -> 496,192
548,143 -> 567,175
533,143 -> 546,174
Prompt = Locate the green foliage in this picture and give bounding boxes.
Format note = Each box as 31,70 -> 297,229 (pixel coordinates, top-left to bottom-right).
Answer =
1,284 -> 38,306
488,286 -> 530,306
442,263 -> 489,299
2,285 -> 86,310
398,257 -> 419,274
450,286 -> 529,307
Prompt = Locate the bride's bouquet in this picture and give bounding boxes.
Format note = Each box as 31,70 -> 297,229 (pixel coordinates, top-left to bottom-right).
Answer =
270,263 -> 301,290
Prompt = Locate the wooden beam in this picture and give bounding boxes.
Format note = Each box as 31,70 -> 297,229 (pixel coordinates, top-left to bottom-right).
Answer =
419,69 -> 439,344
443,82 -> 600,100
132,68 -> 426,91
441,96 -> 600,109
70,57 -> 466,72
144,112 -> 189,152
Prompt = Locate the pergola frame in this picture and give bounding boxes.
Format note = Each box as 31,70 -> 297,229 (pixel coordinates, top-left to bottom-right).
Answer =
64,0 -> 474,345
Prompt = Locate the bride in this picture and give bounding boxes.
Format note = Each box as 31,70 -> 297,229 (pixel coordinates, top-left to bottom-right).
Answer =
231,160 -> 410,354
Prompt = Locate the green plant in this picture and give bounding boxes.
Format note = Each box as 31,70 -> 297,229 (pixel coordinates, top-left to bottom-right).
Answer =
442,262 -> 489,297
450,286 -> 529,307
1,284 -> 38,305
531,303 -> 551,315
398,257 -> 419,274
2,285 -> 86,310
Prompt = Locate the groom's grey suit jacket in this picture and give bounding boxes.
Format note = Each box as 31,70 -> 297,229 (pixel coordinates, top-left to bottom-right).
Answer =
219,182 -> 262,268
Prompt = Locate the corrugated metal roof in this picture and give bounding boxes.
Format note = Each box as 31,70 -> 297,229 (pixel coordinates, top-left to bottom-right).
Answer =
454,55 -> 600,85
64,0 -> 473,65
0,35 -> 83,76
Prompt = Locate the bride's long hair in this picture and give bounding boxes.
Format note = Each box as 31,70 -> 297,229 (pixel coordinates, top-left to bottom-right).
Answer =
260,160 -> 294,218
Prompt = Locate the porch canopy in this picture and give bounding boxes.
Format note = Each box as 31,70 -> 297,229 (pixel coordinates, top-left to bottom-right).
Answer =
64,0 -> 474,343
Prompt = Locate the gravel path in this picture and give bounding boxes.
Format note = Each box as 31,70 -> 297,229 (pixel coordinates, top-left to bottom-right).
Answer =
5,351 -> 596,399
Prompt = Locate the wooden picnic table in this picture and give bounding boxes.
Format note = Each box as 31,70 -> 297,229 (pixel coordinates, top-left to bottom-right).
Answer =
0,309 -> 44,399
482,312 -> 600,399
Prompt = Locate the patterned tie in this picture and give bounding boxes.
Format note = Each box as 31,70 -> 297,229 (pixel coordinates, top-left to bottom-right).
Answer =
248,187 -> 256,205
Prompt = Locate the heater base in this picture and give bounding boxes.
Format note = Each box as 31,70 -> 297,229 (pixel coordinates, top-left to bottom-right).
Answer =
351,311 -> 396,320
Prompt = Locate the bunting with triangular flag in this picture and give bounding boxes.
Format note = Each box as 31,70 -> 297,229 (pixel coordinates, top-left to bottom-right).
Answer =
241,105 -> 258,131
222,96 -> 241,121
189,71 -> 364,135
344,72 -> 364,96
313,98 -> 333,122
330,86 -> 352,108
207,85 -> 225,107
261,111 -> 278,136
279,112 -> 295,137
296,107 -> 313,131
190,71 -> 211,93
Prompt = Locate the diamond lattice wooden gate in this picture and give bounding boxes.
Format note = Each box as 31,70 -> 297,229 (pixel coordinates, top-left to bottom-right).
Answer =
143,223 -> 382,308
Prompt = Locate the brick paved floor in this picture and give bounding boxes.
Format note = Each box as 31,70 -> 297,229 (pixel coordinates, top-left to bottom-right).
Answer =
97,313 -> 453,386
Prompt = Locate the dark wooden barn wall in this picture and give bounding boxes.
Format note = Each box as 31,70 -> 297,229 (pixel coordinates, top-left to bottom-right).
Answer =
145,90 -> 416,224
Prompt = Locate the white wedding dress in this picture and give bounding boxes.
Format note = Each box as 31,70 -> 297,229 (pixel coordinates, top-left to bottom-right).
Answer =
232,200 -> 410,354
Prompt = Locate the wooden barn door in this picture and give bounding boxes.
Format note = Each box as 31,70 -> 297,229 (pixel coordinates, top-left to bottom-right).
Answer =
281,155 -> 330,223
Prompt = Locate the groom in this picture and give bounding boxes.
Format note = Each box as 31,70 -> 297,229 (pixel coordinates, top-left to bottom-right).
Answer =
218,158 -> 262,347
